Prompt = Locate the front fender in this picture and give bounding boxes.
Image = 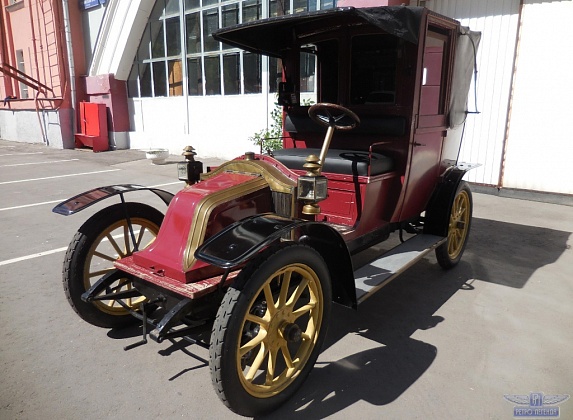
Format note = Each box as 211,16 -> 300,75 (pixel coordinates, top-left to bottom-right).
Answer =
52,184 -> 174,216
196,214 -> 357,308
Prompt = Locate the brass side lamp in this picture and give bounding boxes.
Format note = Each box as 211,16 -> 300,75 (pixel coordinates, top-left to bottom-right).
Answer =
298,154 -> 328,215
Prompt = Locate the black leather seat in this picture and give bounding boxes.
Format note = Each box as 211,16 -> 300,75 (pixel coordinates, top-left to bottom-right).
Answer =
272,148 -> 394,176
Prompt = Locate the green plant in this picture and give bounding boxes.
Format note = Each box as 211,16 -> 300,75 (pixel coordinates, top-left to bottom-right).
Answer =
249,102 -> 284,154
249,98 -> 315,154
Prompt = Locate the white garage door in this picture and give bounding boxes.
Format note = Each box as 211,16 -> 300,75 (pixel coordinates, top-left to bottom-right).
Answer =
430,0 -> 521,186
501,0 -> 573,194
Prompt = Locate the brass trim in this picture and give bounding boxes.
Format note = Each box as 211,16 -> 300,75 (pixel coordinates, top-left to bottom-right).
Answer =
201,160 -> 296,194
183,176 -> 269,270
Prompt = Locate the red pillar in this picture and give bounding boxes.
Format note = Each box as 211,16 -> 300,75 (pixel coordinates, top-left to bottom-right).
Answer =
84,73 -> 130,149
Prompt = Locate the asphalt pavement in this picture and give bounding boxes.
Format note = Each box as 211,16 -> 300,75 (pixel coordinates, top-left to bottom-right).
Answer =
1,139 -> 571,419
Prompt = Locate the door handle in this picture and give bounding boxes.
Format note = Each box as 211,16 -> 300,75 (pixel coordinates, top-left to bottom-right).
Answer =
413,142 -> 426,147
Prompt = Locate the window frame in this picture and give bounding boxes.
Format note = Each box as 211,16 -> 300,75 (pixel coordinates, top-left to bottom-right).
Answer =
128,0 -> 335,99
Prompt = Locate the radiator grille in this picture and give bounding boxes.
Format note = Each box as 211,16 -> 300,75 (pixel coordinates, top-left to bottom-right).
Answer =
272,191 -> 293,218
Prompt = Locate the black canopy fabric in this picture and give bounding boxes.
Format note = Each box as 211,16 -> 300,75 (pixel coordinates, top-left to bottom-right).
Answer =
213,6 -> 481,125
213,6 -> 425,58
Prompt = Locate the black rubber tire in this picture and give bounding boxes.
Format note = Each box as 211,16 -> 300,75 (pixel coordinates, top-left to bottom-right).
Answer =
435,181 -> 473,269
63,202 -> 163,328
209,244 -> 332,417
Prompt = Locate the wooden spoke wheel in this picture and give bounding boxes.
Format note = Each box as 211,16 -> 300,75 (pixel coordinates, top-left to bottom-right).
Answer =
210,244 -> 332,416
63,203 -> 163,328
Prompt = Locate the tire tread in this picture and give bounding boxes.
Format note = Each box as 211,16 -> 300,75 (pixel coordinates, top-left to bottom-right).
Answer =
62,202 -> 163,328
209,243 -> 331,416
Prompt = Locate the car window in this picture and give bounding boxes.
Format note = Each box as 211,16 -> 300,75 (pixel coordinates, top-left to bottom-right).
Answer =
350,34 -> 398,105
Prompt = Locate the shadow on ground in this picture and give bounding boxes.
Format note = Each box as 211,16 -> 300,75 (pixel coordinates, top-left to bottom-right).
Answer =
96,217 -> 570,418
258,218 -> 571,418
464,218 -> 571,288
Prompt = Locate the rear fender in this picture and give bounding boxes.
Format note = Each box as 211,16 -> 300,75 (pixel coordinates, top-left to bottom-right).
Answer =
195,214 -> 356,308
424,163 -> 479,236
52,184 -> 174,216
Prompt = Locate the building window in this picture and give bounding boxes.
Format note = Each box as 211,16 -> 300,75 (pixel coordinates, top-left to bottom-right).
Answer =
186,12 -> 201,54
140,63 -> 152,97
7,0 -> 25,10
16,49 -> 29,99
242,0 -> 262,23
222,4 -> 239,41
300,49 -> 316,93
128,0 -> 336,98
169,59 -> 183,95
223,53 -> 240,95
204,55 -> 221,95
244,53 -> 261,94
166,16 -> 182,56
269,0 -> 288,17
294,0 -> 315,14
165,0 -> 180,14
187,57 -> 202,95
202,8 -> 219,52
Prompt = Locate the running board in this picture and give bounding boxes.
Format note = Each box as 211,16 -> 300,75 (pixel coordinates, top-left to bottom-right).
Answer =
354,234 -> 446,305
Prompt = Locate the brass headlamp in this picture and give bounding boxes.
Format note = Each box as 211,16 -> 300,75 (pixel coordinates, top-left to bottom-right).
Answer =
178,145 -> 203,185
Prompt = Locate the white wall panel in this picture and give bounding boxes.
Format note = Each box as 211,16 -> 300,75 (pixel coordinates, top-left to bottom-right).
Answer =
81,4 -> 107,67
502,0 -> 573,194
429,0 -> 520,185
127,94 -> 270,159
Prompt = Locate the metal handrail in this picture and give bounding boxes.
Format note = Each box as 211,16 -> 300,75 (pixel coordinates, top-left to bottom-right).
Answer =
0,62 -> 53,94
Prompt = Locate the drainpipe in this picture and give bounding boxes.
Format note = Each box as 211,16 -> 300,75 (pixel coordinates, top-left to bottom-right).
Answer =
62,0 -> 77,140
28,0 -> 47,144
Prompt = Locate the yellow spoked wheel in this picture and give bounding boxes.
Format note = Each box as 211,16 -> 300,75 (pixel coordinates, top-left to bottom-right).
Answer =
436,182 -> 473,268
84,218 -> 159,316
238,263 -> 323,397
63,203 -> 163,328
210,244 -> 331,417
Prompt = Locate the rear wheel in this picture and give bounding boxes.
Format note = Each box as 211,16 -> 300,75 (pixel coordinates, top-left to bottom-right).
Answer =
210,244 -> 332,416
63,202 -> 163,328
435,182 -> 472,269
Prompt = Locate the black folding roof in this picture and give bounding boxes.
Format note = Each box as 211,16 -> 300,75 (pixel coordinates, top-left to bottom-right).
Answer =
213,6 -> 424,58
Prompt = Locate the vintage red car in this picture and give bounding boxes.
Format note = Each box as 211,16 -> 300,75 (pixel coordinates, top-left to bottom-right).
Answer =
54,5 -> 480,417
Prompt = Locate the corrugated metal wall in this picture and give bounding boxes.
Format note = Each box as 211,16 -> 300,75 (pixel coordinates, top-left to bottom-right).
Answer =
501,0 -> 573,194
429,0 -> 521,186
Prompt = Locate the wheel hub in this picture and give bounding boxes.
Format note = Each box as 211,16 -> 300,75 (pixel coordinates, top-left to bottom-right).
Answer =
266,307 -> 295,347
281,322 -> 302,343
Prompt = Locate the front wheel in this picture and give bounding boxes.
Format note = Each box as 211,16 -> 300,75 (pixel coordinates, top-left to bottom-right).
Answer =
435,181 -> 473,269
63,202 -> 163,328
209,244 -> 332,417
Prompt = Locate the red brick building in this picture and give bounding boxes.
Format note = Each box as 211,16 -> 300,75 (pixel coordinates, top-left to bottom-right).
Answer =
0,0 -> 87,148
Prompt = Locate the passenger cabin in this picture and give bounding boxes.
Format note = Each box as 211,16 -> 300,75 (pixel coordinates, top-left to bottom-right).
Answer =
215,7 -> 479,247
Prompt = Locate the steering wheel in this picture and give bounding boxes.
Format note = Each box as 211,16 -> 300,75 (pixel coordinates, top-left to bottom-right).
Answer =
308,103 -> 360,131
